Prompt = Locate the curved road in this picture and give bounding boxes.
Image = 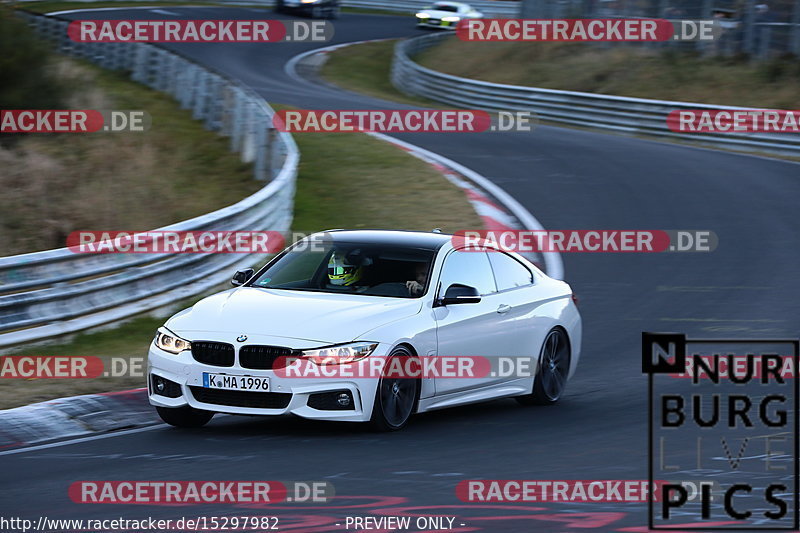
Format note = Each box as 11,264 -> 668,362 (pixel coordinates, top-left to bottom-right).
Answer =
2,8 -> 799,532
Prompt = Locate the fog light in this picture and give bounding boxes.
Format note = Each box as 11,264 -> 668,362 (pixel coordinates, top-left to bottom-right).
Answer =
308,390 -> 354,410
150,374 -> 182,398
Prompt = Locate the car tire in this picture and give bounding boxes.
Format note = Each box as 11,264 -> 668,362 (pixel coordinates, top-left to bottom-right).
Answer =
156,405 -> 215,428
311,5 -> 324,18
370,346 -> 420,431
516,328 -> 570,406
274,0 -> 284,13
327,5 -> 340,19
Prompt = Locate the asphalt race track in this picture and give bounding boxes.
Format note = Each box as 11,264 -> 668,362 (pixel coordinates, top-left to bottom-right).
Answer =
2,8 -> 799,532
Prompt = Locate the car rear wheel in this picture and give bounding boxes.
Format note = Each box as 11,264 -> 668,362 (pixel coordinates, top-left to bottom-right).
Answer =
370,346 -> 419,431
327,5 -> 340,19
517,328 -> 570,406
156,405 -> 214,428
274,0 -> 284,13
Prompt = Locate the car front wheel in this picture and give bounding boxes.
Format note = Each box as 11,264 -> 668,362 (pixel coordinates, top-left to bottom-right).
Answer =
517,328 -> 570,406
156,405 -> 214,428
370,346 -> 420,431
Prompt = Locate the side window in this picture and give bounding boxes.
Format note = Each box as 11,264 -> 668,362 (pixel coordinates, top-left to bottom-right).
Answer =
488,252 -> 533,291
438,250 -> 496,296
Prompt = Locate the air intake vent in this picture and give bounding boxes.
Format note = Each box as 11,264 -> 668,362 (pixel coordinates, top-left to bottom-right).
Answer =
191,341 -> 235,367
189,387 -> 292,409
239,345 -> 295,370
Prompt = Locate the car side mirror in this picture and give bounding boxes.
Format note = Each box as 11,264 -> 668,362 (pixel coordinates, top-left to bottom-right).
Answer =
441,283 -> 481,305
231,268 -> 254,287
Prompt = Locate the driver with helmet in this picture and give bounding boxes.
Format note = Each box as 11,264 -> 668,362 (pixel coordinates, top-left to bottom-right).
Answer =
327,252 -> 366,288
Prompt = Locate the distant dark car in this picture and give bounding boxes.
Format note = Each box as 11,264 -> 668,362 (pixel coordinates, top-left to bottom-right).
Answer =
275,0 -> 340,19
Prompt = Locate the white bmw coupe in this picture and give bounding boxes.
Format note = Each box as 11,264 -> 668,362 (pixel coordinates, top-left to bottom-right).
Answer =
148,230 -> 581,431
415,2 -> 483,30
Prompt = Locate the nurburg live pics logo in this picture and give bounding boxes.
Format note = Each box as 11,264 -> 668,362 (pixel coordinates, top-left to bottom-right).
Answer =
643,332 -> 800,530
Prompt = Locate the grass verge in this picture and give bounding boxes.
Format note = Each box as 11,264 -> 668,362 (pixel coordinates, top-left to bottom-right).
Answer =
416,40 -> 800,109
321,39 -> 437,107
1,56 -> 258,256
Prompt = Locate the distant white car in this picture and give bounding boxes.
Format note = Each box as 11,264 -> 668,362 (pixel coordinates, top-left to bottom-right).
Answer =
415,1 -> 483,30
148,230 -> 581,431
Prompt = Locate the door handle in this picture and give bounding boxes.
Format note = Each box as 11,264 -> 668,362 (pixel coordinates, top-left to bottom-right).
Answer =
497,304 -> 512,314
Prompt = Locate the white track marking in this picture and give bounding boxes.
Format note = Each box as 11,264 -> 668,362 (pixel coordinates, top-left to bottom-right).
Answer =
47,6 -> 212,15
0,424 -> 167,456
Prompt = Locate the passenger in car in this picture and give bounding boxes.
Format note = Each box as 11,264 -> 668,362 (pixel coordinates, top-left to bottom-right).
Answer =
406,262 -> 429,297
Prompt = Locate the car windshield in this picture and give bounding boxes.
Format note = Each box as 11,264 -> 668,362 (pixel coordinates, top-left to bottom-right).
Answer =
250,241 -> 436,299
431,4 -> 459,12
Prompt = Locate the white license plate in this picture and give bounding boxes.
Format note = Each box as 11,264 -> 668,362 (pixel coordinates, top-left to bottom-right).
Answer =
202,373 -> 270,391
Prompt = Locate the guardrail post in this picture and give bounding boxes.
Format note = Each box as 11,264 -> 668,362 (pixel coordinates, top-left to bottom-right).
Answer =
230,89 -> 245,152
792,0 -> 800,55
758,25 -> 771,59
193,70 -> 208,120
269,127 -> 285,180
743,0 -> 757,56
205,75 -> 221,130
254,111 -> 269,181
131,44 -> 147,82
241,101 -> 258,164
177,64 -> 194,109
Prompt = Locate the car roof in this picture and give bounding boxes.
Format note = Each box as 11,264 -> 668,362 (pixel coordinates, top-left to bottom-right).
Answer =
312,229 -> 452,251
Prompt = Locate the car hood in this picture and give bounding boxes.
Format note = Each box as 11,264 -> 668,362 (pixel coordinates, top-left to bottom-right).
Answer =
166,287 -> 423,345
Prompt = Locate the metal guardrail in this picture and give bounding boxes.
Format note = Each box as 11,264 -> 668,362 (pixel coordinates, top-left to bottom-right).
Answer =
16,0 -> 521,17
392,33 -> 800,157
19,0 -> 522,18
0,12 -> 299,348
342,0 -> 519,17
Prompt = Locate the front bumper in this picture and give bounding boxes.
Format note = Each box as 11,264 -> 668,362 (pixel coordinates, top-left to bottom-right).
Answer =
147,337 -> 388,422
417,18 -> 459,29
282,1 -> 325,14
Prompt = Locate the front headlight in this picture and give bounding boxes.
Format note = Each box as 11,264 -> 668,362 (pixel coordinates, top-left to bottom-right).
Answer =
154,327 -> 192,354
416,13 -> 430,18
301,342 -> 378,365
442,16 -> 460,22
